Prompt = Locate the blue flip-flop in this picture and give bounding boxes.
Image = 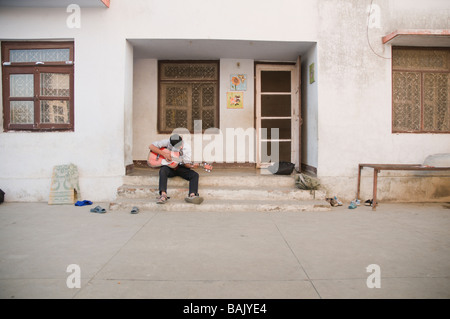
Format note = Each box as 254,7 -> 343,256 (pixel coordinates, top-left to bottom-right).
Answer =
75,200 -> 93,206
90,206 -> 106,213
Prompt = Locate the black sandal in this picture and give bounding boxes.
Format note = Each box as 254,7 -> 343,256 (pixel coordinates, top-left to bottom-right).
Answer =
364,199 -> 377,206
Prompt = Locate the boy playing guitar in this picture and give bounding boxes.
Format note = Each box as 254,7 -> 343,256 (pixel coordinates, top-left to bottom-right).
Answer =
149,134 -> 211,205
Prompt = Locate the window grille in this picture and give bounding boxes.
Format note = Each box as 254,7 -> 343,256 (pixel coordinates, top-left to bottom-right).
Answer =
392,47 -> 449,133
158,61 -> 219,132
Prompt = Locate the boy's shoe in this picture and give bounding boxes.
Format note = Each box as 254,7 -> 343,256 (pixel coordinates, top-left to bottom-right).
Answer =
185,195 -> 204,205
334,196 -> 343,206
157,194 -> 168,204
326,197 -> 338,207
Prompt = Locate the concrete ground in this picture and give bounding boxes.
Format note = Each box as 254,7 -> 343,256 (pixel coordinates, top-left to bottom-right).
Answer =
0,201 -> 449,300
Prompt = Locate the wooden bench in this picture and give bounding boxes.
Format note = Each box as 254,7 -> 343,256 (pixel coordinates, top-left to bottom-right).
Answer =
356,164 -> 450,211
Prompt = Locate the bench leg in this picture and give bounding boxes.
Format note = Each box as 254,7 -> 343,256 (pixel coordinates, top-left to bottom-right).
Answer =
372,168 -> 379,211
356,164 -> 362,200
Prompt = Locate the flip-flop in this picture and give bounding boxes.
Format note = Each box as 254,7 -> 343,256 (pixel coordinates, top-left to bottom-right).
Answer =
90,206 -> 106,213
75,200 -> 93,206
130,206 -> 139,214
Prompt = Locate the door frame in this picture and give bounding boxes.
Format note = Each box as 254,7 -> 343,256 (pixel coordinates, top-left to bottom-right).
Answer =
255,61 -> 301,169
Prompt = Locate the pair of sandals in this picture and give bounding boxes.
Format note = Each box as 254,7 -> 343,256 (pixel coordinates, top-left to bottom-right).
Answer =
90,205 -> 140,214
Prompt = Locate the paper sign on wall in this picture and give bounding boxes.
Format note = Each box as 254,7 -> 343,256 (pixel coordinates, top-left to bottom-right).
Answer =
227,92 -> 243,109
230,74 -> 247,91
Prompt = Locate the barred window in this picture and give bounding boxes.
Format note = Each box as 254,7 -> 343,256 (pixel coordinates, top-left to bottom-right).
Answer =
158,61 -> 219,133
1,41 -> 74,132
392,47 -> 450,133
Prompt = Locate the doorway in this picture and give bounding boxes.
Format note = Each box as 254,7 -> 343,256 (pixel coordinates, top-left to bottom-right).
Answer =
255,62 -> 301,169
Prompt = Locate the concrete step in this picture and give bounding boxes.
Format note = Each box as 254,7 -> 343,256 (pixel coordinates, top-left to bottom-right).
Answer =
123,174 -> 296,188
117,184 -> 326,201
115,168 -> 329,213
109,198 -> 331,213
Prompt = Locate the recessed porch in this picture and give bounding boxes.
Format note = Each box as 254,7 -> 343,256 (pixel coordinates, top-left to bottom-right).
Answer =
126,38 -> 319,175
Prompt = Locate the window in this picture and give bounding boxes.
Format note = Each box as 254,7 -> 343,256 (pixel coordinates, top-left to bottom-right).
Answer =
392,47 -> 450,133
158,61 -> 219,133
1,41 -> 74,131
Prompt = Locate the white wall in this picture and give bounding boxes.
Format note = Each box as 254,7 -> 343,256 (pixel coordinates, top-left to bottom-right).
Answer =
0,6 -> 130,201
124,40 -> 134,168
316,0 -> 450,201
301,44 -> 318,171
219,58 -> 255,163
132,59 -> 158,162
115,0 -> 318,42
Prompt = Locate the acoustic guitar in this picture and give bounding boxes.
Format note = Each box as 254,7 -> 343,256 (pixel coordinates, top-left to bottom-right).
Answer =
147,148 -> 213,172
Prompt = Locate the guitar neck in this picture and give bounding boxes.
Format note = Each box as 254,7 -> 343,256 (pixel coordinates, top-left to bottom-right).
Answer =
184,162 -> 212,172
183,162 -> 208,167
